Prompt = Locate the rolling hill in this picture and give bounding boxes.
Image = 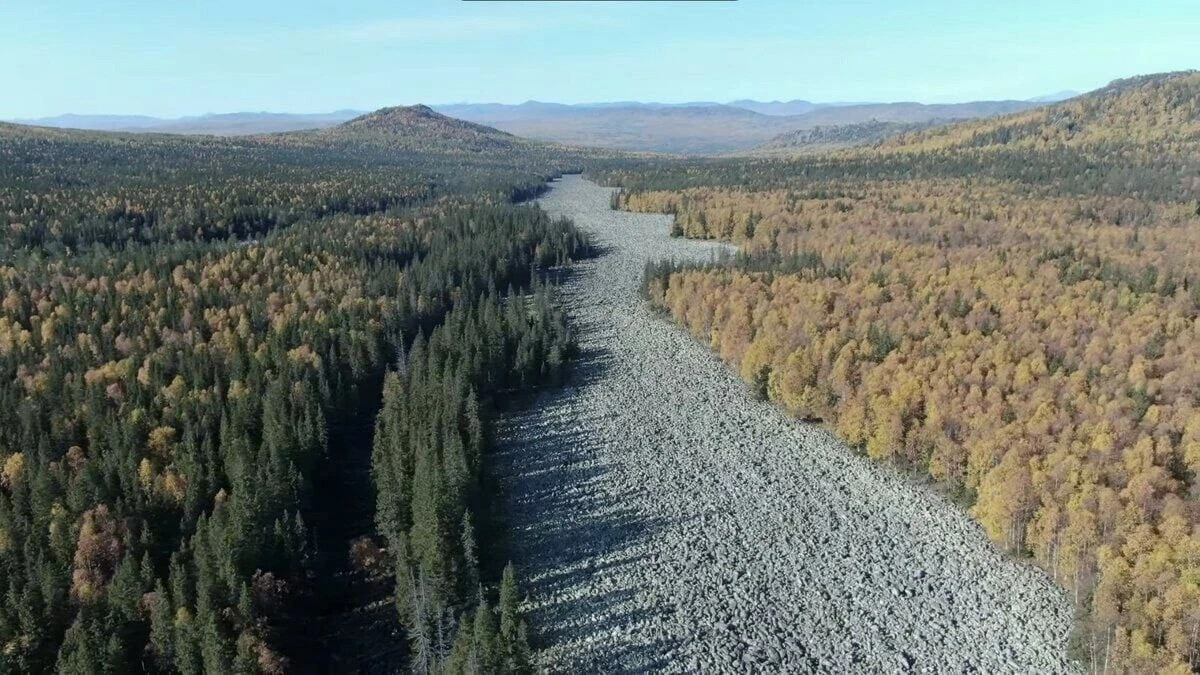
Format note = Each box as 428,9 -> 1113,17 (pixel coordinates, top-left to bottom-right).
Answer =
749,119 -> 942,154
782,100 -> 1040,127
879,71 -> 1200,152
752,74 -> 1197,158
321,104 -> 524,152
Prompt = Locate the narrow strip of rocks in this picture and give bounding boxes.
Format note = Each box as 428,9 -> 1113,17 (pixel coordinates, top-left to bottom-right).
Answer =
491,174 -> 1077,674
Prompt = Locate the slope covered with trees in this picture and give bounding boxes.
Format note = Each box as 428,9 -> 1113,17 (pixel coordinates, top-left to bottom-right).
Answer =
877,71 -> 1200,152
605,72 -> 1200,672
0,109 -> 600,672
747,119 -> 939,155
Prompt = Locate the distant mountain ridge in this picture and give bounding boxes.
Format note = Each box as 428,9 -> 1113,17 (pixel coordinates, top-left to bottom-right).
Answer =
431,99 -> 1048,154
12,110 -> 366,135
728,100 -> 822,116
19,113 -> 169,130
441,104 -> 780,154
773,100 -> 1039,127
10,93 -> 1073,153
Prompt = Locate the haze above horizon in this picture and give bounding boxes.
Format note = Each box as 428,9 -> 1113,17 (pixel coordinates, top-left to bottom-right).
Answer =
3,0 -> 1196,119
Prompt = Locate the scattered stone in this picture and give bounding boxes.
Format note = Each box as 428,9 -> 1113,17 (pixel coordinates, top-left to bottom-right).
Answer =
490,175 -> 1078,674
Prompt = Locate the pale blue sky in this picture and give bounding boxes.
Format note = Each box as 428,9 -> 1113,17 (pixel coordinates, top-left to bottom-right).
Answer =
3,0 -> 1197,118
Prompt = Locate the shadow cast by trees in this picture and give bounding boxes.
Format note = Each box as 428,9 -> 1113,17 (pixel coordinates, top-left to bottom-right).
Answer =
490,343 -> 686,671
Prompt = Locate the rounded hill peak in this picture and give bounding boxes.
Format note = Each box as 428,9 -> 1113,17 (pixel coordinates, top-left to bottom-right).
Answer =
328,104 -> 520,152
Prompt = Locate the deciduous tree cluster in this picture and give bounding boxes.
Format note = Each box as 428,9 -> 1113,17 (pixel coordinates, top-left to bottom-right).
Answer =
625,71 -> 1200,672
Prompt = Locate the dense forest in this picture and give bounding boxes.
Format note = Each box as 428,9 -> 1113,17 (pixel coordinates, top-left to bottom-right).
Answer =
608,72 -> 1200,672
6,64 -> 1199,673
0,108 -> 601,672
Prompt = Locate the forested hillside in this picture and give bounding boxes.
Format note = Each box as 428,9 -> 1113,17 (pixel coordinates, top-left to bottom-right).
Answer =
0,109 -> 601,672
748,120 -> 939,155
878,71 -> 1200,152
604,71 -> 1200,672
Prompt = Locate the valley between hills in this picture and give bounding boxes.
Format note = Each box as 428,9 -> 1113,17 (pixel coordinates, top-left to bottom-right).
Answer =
0,70 -> 1198,674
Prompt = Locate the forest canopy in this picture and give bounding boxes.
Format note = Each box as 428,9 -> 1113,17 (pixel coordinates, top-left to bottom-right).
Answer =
0,108 -> 606,672
6,69 -> 1200,673
607,71 -> 1200,673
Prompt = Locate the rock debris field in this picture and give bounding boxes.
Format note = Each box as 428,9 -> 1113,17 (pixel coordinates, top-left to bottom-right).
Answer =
491,175 -> 1077,673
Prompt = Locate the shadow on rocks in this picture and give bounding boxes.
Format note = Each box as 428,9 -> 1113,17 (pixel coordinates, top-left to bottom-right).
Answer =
491,343 -> 683,670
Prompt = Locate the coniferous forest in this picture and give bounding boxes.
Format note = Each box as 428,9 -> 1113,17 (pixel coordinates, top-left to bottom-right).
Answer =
0,108 -> 601,672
